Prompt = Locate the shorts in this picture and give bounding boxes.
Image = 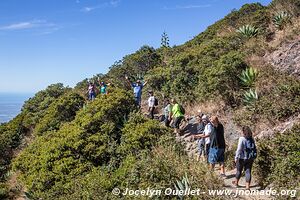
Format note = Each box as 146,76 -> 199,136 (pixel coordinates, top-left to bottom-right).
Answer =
173,116 -> 184,129
208,147 -> 225,164
197,140 -> 205,156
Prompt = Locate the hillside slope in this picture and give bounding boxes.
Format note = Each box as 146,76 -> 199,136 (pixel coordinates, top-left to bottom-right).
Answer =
0,0 -> 300,199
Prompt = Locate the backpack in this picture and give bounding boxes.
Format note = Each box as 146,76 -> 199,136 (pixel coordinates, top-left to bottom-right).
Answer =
154,98 -> 158,106
179,104 -> 185,115
244,137 -> 257,160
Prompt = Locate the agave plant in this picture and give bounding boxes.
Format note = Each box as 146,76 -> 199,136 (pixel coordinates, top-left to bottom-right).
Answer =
174,173 -> 190,200
239,67 -> 258,88
243,89 -> 258,105
273,11 -> 291,30
237,25 -> 259,38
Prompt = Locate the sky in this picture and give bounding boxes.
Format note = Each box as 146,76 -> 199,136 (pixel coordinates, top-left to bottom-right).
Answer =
0,0 -> 272,93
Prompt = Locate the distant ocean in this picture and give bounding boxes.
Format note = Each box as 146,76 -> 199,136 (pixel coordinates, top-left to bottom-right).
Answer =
0,93 -> 33,124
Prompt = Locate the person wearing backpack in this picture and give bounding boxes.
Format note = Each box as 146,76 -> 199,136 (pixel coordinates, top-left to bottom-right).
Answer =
148,91 -> 157,119
170,99 -> 184,135
233,126 -> 257,190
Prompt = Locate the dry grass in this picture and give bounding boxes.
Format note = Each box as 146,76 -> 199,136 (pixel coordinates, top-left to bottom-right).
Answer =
184,100 -> 226,118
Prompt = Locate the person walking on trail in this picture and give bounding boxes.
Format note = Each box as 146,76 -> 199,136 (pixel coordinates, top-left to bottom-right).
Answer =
197,115 -> 212,162
233,126 -> 257,190
170,99 -> 184,135
208,116 -> 226,177
193,114 -> 205,161
87,82 -> 96,101
147,91 -> 156,119
163,99 -> 172,127
125,76 -> 148,107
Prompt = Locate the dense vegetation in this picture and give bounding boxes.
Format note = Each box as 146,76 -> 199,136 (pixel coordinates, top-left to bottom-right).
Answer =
0,0 -> 299,199
255,124 -> 300,198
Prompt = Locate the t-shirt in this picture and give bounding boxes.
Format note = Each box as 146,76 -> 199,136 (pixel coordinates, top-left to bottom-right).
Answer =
88,85 -> 95,94
235,136 -> 256,160
148,96 -> 155,107
100,85 -> 107,94
210,123 -> 225,149
164,104 -> 171,118
132,83 -> 143,97
172,103 -> 183,118
203,123 -> 212,144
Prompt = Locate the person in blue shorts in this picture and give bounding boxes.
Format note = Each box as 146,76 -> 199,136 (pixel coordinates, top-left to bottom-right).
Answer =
208,116 -> 226,177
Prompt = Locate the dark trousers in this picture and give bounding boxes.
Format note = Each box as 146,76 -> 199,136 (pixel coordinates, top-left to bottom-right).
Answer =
205,143 -> 210,163
236,159 -> 254,183
164,118 -> 170,127
149,107 -> 155,119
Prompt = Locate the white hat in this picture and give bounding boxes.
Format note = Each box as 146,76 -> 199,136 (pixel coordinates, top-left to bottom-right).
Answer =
201,115 -> 208,120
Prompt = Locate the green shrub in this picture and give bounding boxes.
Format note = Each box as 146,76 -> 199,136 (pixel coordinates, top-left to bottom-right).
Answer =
254,124 -> 300,194
34,92 -> 85,135
66,135 -> 222,200
13,89 -> 136,199
118,113 -> 169,157
0,183 -> 9,199
22,83 -> 70,127
197,51 -> 247,105
0,114 -> 27,180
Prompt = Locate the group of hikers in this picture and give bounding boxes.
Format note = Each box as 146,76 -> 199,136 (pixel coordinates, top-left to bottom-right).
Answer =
86,78 -> 110,101
87,76 -> 258,190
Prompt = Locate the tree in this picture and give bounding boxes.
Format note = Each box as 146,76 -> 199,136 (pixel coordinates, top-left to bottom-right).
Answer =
161,31 -> 170,48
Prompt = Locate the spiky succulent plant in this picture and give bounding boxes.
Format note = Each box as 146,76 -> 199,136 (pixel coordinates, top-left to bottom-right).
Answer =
237,25 -> 259,38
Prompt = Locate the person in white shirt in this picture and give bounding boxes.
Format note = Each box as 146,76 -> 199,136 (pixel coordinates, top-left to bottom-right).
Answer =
197,115 -> 212,162
148,91 -> 156,119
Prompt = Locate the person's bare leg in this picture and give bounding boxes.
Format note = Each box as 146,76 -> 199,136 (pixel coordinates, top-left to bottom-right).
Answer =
220,163 -> 225,175
210,164 -> 215,171
232,178 -> 240,187
245,182 -> 250,190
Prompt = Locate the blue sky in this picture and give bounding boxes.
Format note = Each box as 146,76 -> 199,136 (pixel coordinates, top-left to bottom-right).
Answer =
0,0 -> 272,93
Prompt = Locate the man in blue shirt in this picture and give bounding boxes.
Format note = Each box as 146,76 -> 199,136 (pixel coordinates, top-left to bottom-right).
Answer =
125,76 -> 148,107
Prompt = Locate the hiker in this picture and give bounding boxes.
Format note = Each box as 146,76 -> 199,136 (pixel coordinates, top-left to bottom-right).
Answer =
193,113 -> 206,161
125,76 -> 148,107
98,80 -> 109,95
163,99 -> 172,127
170,99 -> 184,135
197,115 -> 212,162
87,82 -> 96,101
147,91 -> 157,119
233,126 -> 257,190
208,116 -> 226,176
